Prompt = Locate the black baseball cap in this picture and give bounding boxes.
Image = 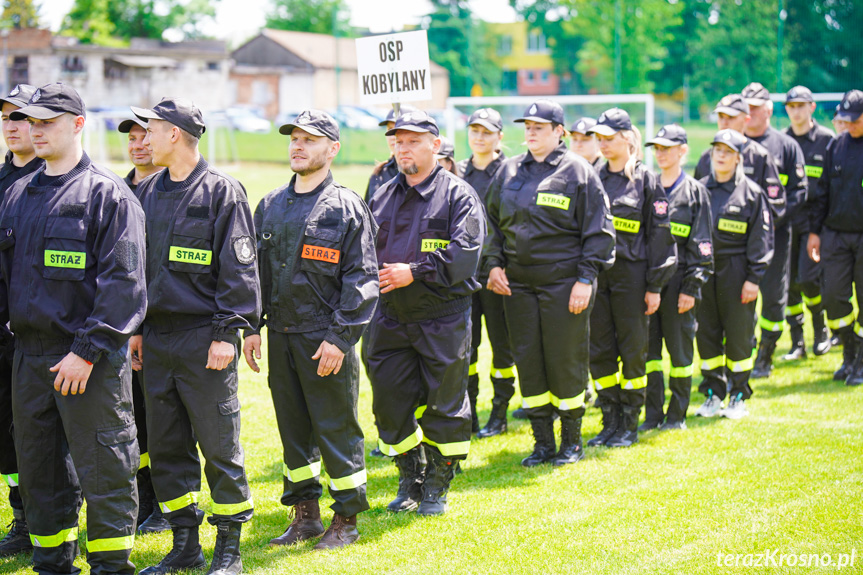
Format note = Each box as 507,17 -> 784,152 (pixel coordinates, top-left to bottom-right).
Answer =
0,84 -> 37,109
117,118 -> 148,134
379,103 -> 419,127
646,124 -> 687,147
785,86 -> 814,104
711,129 -> 748,153
515,99 -> 565,125
434,137 -> 455,160
385,110 -> 440,137
279,109 -> 340,141
834,90 -> 863,122
570,117 -> 597,135
742,82 -> 770,106
715,94 -> 749,117
467,108 -> 503,132
131,97 -> 206,138
9,83 -> 86,120
587,108 -> 632,136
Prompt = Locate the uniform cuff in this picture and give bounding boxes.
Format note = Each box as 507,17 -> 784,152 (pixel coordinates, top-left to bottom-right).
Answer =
680,279 -> 702,299
324,331 -> 351,354
646,284 -> 663,294
71,338 -> 103,364
212,327 -> 240,344
745,274 -> 762,286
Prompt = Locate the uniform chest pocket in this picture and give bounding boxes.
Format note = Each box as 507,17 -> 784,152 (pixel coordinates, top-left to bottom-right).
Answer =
300,224 -> 344,277
418,218 -> 450,254
670,204 -> 693,238
42,216 -> 89,281
168,216 -> 214,274
610,194 -> 643,234
0,227 -> 15,252
535,178 -> 574,214
717,214 -> 748,235
501,179 -> 526,211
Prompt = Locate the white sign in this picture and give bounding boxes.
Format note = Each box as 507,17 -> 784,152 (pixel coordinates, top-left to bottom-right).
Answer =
356,30 -> 432,104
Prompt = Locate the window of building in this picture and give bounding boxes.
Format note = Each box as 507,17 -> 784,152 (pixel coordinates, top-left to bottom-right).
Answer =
10,56 -> 28,85
104,59 -> 128,80
61,55 -> 85,73
502,70 -> 517,92
524,70 -> 535,85
498,35 -> 512,57
526,31 -> 547,54
206,61 -> 220,71
541,70 -> 550,83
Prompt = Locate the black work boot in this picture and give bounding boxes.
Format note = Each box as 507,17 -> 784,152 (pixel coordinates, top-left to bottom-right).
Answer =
477,400 -> 508,439
812,312 -> 831,356
314,514 -> 359,550
606,406 -> 639,448
586,402 -> 620,447
512,406 -> 528,420
845,336 -> 863,387
752,338 -> 776,378
268,499 -> 324,546
138,506 -> 172,535
0,508 -> 32,557
140,525 -> 207,575
387,445 -> 426,512
834,333 -> 858,381
207,522 -> 242,575
417,447 -> 458,516
520,416 -> 556,467
552,417 -> 584,466
783,324 -> 807,360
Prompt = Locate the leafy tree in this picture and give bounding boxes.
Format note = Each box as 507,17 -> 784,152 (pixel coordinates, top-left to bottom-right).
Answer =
265,0 -> 351,35
1,0 -> 39,28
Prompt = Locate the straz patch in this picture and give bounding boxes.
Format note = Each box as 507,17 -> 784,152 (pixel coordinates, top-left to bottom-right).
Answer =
653,200 -> 668,216
45,250 -> 85,269
670,222 -> 691,237
421,239 -> 451,252
233,236 -> 255,265
778,173 -> 789,185
302,244 -> 340,263
805,165 -> 823,178
536,193 -> 570,210
699,241 -> 713,256
169,247 -> 212,265
612,217 -> 641,233
718,218 -> 747,234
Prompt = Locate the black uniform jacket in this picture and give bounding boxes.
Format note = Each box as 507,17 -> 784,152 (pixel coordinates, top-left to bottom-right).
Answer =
701,173 -> 774,285
749,126 -> 808,224
0,152 -> 43,199
810,131 -> 863,234
369,164 -> 485,323
666,173 -> 714,299
254,172 -> 379,353
136,157 -> 260,342
483,142 -> 615,283
0,153 -> 147,363
784,121 -> 834,233
600,161 -> 677,292
365,156 -> 400,203
458,152 -> 506,282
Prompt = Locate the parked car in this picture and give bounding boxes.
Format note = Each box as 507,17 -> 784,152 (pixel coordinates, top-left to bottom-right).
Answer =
224,107 -> 272,133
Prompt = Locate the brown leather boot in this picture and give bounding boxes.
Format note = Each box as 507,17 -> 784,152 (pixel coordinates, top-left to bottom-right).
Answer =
313,514 -> 359,550
268,500 -> 324,547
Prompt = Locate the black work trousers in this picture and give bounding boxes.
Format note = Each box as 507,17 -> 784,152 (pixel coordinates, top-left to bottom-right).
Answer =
759,219 -> 792,343
821,227 -> 863,336
786,223 -> 823,327
469,288 -> 516,405
0,339 -> 22,511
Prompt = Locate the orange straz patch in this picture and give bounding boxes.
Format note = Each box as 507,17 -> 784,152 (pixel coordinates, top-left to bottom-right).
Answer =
301,244 -> 340,263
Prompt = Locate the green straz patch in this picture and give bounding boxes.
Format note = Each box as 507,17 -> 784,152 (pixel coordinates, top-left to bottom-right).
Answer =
536,193 -> 570,210
718,218 -> 747,234
612,217 -> 640,233
44,250 -> 86,269
421,239 -> 450,252
805,165 -> 823,178
670,222 -> 691,237
169,246 -> 212,265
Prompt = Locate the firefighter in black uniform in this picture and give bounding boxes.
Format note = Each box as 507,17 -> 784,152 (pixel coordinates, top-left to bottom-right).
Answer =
367,110 -> 484,516
808,90 -> 863,386
243,110 -> 378,550
741,82 -> 808,378
1,83 -> 146,575
0,83 -> 42,558
130,98 -> 260,575
456,107 -> 516,438
783,85 -> 834,358
569,117 -> 603,170
365,104 -> 419,202
586,108 -> 677,447
486,100 -> 615,464
641,125 -> 714,431
435,137 -> 460,176
694,129 -> 774,420
116,117 -> 171,535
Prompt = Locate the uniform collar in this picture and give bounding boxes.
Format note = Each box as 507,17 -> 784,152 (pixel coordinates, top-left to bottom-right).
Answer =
525,142 -> 567,167
463,152 -> 505,177
395,164 -> 442,200
287,170 -> 334,197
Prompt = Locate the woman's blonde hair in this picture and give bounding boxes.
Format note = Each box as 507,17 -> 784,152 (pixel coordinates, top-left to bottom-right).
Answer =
620,127 -> 643,181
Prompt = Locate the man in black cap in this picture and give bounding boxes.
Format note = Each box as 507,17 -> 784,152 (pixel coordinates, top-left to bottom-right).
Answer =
1,82 -> 146,575
129,97 -> 260,575
740,82 -> 808,379
367,110 -> 484,515
242,110 -> 378,550
365,104 -> 419,202
0,83 -> 43,558
782,85 -> 835,359
119,118 -> 163,194
809,89 -> 863,386
456,107 -> 516,438
569,117 -> 603,170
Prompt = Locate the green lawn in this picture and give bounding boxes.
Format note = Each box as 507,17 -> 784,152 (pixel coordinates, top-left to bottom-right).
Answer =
1,161 -> 861,574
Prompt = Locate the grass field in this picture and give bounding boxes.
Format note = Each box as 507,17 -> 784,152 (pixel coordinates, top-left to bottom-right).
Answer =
1,161 -> 862,574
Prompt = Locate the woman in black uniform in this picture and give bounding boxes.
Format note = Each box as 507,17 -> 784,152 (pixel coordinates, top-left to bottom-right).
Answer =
641,125 -> 714,431
569,117 -> 603,170
586,108 -> 677,448
485,99 -> 615,467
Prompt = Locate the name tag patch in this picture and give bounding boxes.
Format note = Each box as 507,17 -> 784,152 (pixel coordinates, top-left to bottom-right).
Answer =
536,193 -> 570,210
670,222 -> 691,237
45,250 -> 86,269
613,217 -> 640,233
804,165 -> 823,178
421,239 -> 451,252
302,244 -> 340,263
169,246 -> 212,265
718,218 -> 747,234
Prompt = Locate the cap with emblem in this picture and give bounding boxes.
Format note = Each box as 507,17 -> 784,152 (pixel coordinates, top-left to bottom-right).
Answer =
834,90 -> 863,122
9,83 -> 86,121
0,84 -> 37,109
385,110 -> 440,137
714,94 -> 749,117
569,117 -> 597,136
742,82 -> 771,106
646,124 -> 687,147
279,109 -> 340,141
131,97 -> 206,138
467,107 -> 503,132
514,99 -> 565,125
117,118 -> 148,134
587,108 -> 632,136
784,85 -> 814,104
710,129 -> 748,153
379,104 -> 419,127
434,137 -> 455,160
